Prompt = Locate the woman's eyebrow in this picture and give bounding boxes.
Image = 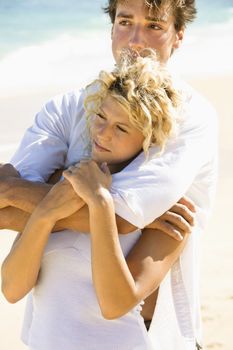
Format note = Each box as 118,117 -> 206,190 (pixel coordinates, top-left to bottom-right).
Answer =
100,107 -> 131,128
98,107 -> 107,116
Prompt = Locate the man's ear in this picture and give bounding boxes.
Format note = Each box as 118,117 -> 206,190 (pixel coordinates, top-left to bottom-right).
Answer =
173,28 -> 184,49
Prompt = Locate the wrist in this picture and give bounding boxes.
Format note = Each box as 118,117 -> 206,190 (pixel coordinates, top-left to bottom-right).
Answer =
87,188 -> 113,209
28,207 -> 56,233
2,177 -> 51,209
32,203 -> 58,226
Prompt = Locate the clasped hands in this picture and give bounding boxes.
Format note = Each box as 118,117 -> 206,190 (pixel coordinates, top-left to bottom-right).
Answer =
0,161 -> 195,239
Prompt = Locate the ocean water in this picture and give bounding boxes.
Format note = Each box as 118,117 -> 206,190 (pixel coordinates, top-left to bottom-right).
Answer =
0,0 -> 232,56
0,0 -> 107,57
0,0 -> 232,96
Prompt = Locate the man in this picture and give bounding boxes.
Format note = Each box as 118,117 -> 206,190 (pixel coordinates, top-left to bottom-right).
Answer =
0,1 -> 217,349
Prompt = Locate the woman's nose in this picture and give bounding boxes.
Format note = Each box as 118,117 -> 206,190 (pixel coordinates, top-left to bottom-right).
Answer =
98,124 -> 112,141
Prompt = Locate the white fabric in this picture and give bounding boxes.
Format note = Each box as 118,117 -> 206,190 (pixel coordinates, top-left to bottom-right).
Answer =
21,230 -> 153,350
11,80 -> 218,349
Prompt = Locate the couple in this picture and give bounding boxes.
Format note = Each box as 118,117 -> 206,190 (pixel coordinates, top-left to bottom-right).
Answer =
0,1 -> 217,349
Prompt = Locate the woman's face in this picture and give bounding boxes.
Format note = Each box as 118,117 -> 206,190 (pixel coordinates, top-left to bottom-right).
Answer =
90,94 -> 144,169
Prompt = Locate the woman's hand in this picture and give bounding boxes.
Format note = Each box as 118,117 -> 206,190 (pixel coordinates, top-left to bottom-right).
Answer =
37,179 -> 84,223
63,160 -> 112,206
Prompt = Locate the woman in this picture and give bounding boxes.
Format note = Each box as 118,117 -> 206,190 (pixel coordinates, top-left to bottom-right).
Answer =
2,53 -> 189,349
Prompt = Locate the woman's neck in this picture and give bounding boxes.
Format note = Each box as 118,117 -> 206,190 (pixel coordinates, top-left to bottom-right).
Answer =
108,153 -> 141,174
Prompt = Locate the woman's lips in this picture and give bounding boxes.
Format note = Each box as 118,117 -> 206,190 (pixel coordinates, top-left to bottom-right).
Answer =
93,140 -> 110,152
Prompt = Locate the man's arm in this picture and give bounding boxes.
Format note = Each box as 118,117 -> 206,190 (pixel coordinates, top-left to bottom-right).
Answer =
0,174 -> 135,233
0,174 -> 195,236
111,94 -> 218,228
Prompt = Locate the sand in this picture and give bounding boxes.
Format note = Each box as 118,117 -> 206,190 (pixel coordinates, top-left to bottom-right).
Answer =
189,76 -> 233,350
0,75 -> 233,349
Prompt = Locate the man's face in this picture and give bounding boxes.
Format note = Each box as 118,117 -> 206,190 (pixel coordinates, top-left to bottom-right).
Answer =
111,0 -> 184,64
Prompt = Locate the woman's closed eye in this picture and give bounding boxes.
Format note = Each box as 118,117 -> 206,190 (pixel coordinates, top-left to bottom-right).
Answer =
96,113 -> 106,120
117,125 -> 128,133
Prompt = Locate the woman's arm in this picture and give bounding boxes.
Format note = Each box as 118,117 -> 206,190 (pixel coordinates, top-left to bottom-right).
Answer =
89,193 -> 188,319
64,161 -> 188,320
1,209 -> 55,303
1,180 -> 82,303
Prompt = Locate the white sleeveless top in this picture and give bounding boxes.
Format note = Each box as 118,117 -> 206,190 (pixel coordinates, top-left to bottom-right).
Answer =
21,230 -> 153,350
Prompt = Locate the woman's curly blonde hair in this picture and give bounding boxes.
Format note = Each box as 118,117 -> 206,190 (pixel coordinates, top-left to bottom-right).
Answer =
84,50 -> 181,154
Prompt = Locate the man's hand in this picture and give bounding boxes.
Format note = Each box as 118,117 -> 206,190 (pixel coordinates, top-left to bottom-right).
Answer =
0,163 -> 20,179
0,163 -> 20,209
37,179 -> 85,222
146,196 -> 196,241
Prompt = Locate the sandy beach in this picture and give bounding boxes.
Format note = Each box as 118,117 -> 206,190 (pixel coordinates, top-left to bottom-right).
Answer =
190,76 -> 233,350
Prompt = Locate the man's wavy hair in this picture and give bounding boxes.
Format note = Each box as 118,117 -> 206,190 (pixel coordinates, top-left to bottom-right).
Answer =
103,0 -> 197,31
84,50 -> 181,154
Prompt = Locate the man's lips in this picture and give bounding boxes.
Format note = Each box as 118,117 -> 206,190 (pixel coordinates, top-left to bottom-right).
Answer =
93,140 -> 111,152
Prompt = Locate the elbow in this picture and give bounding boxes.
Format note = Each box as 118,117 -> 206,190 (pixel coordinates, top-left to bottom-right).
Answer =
1,284 -> 20,304
1,279 -> 25,304
1,268 -> 19,303
116,217 -> 137,235
101,308 -> 125,320
100,297 -> 140,320
101,308 -> 121,320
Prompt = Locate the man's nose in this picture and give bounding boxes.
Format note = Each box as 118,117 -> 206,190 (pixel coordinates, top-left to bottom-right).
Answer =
128,25 -> 146,51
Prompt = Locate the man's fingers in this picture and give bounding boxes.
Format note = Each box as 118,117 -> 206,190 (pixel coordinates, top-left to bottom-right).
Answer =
145,196 -> 197,242
0,163 -> 20,178
178,196 -> 196,213
169,203 -> 195,226
154,220 -> 184,241
161,211 -> 192,234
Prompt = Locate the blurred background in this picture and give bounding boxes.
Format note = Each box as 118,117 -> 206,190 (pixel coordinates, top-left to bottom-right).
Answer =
0,1 -> 232,349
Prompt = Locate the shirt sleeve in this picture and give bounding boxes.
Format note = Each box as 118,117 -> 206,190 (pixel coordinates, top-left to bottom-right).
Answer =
11,91 -> 81,182
110,91 -> 218,228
